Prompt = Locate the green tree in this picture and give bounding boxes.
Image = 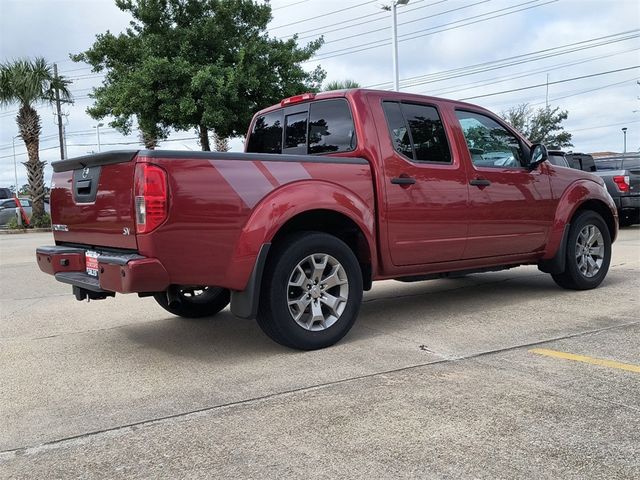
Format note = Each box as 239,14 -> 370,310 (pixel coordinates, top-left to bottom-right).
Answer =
73,0 -> 326,151
501,103 -> 573,148
71,33 -> 171,148
323,79 -> 361,91
0,58 -> 71,220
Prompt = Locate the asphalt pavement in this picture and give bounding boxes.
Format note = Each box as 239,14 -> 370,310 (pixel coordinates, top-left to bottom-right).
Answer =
1,228 -> 638,479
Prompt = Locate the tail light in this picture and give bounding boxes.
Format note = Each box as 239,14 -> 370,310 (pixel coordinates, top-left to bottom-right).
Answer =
134,163 -> 168,234
613,175 -> 630,193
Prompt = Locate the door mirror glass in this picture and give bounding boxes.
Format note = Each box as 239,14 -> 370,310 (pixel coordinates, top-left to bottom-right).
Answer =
529,144 -> 548,169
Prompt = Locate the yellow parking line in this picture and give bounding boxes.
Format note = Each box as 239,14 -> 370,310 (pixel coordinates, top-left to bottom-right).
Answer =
529,348 -> 640,373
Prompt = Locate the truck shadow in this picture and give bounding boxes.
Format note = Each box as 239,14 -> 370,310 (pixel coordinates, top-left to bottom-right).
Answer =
121,269 -> 628,359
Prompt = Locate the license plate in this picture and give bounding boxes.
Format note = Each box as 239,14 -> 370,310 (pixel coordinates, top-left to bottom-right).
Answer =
85,250 -> 99,277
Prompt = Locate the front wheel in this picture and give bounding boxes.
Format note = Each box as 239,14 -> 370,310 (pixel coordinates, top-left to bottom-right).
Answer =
257,232 -> 363,350
551,211 -> 612,290
154,286 -> 230,318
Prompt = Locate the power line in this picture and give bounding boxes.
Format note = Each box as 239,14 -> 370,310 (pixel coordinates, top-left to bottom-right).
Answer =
458,66 -> 640,101
2,31 -> 635,120
272,0 -> 312,11
424,47 -> 640,97
308,0 -> 555,61
367,29 -> 640,89
269,0 -> 378,31
0,145 -> 60,160
289,0 -> 434,41
321,0 -> 491,46
571,119 -> 640,133
529,77 -> 639,107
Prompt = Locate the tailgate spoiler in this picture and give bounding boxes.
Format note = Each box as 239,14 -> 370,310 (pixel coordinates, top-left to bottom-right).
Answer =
52,150 -> 139,173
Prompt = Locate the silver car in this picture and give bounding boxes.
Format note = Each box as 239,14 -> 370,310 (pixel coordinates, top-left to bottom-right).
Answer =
0,198 -> 50,226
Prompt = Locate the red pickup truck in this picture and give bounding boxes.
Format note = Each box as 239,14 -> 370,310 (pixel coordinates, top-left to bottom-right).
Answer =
37,89 -> 617,350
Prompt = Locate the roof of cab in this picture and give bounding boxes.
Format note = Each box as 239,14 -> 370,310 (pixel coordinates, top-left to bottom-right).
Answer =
253,88 -> 494,118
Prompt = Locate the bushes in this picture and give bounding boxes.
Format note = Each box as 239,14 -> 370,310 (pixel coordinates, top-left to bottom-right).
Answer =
30,213 -> 51,229
4,212 -> 51,230
6,217 -> 23,230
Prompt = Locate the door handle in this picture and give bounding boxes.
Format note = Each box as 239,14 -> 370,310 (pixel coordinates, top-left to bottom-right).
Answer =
469,178 -> 491,187
390,177 -> 416,185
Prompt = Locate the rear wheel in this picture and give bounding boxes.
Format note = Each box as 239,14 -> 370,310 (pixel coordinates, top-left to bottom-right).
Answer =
551,211 -> 611,290
154,286 -> 230,318
257,232 -> 363,350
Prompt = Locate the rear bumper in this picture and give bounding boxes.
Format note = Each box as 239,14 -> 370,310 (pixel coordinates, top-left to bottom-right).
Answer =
36,245 -> 170,294
620,195 -> 640,210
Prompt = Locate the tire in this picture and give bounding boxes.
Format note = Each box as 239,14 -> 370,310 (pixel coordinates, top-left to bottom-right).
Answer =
257,232 -> 363,350
551,211 -> 612,290
154,286 -> 230,318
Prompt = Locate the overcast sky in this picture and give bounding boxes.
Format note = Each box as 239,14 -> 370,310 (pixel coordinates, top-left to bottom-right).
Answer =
1,0 -> 639,188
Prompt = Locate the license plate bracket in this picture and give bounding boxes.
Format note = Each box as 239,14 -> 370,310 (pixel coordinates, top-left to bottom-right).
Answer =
85,250 -> 99,277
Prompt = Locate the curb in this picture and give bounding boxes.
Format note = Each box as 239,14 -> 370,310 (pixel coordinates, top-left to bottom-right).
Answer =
0,228 -> 52,235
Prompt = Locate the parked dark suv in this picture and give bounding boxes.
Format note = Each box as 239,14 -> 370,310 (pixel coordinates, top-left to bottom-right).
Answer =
594,154 -> 640,227
565,152 -> 596,172
0,188 -> 13,200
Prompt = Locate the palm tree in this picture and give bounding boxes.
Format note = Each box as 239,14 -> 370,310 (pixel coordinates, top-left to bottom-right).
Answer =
323,79 -> 361,91
0,58 -> 72,221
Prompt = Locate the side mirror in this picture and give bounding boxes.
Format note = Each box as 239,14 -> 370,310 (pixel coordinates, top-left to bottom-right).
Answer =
529,143 -> 548,170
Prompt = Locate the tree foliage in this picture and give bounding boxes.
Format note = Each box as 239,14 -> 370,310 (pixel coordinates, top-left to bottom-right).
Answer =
501,103 -> 573,148
323,79 -> 361,91
73,0 -> 326,150
0,58 -> 71,220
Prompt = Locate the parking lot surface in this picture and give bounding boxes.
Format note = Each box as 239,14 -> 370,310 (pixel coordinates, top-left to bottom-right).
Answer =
1,229 -> 639,479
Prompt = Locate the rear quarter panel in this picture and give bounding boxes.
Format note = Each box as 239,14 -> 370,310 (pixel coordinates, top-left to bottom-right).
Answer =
137,154 -> 374,290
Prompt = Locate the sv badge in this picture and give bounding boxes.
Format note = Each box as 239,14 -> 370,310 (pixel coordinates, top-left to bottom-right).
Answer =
123,227 -> 130,236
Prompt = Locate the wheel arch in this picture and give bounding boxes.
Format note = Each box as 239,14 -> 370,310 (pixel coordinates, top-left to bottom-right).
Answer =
228,181 -> 376,319
572,199 -> 617,242
539,185 -> 617,275
270,208 -> 374,291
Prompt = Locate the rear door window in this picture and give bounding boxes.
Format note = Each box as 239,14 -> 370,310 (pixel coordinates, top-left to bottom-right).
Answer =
382,102 -> 413,159
247,111 -> 283,154
382,101 -> 451,163
308,99 -> 356,154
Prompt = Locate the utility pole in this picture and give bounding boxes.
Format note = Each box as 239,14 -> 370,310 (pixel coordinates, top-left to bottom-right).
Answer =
94,123 -> 104,152
53,63 -> 65,160
622,127 -> 627,154
545,73 -> 549,108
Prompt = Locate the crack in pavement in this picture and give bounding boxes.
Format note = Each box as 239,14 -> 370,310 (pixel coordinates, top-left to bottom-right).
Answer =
2,319 -> 638,461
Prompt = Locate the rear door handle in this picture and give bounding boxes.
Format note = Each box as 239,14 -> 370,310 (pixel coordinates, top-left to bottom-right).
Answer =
390,177 -> 416,185
469,178 -> 491,187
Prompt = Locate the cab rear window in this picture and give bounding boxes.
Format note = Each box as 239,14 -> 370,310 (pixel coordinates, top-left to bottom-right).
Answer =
247,99 -> 356,155
247,111 -> 283,154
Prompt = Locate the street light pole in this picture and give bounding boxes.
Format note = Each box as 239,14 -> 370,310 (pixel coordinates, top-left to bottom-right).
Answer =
391,2 -> 399,92
12,136 -> 19,193
387,0 -> 409,91
94,123 -> 104,152
622,127 -> 627,154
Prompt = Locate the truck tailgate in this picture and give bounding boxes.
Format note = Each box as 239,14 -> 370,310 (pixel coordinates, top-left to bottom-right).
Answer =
50,151 -> 138,250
